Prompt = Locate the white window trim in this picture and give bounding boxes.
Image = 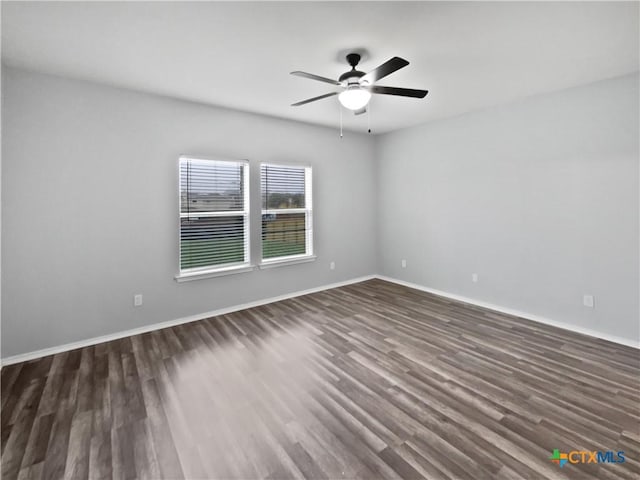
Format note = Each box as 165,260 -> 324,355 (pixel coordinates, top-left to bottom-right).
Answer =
177,156 -> 251,280
305,165 -> 313,257
175,264 -> 255,282
258,254 -> 317,270
260,163 -> 313,263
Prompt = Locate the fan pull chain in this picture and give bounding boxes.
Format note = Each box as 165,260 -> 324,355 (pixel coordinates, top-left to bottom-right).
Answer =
339,104 -> 343,138
368,101 -> 372,134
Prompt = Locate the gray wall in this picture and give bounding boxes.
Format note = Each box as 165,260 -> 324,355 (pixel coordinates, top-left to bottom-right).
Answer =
1,67 -> 377,357
3,67 -> 638,358
376,73 -> 639,343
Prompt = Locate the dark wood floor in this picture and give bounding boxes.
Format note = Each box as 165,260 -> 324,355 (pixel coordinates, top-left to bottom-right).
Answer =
2,279 -> 639,480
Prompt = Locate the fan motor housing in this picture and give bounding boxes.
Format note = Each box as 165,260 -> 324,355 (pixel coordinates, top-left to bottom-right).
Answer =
338,70 -> 365,83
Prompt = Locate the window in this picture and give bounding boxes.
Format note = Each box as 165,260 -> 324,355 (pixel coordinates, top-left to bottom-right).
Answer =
178,156 -> 250,277
261,164 -> 313,263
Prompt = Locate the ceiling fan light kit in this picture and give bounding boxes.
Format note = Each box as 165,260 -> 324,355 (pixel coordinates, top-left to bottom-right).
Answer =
291,52 -> 428,134
338,86 -> 371,110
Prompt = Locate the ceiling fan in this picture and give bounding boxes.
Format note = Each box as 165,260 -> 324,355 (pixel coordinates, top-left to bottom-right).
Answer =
291,53 -> 428,115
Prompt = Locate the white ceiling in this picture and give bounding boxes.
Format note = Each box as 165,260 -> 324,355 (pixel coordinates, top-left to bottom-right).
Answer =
2,1 -> 638,134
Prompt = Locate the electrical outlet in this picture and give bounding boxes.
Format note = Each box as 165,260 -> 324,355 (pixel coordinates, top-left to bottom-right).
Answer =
401,259 -> 407,268
330,261 -> 335,270
134,294 -> 143,307
583,295 -> 594,308
472,273 -> 479,283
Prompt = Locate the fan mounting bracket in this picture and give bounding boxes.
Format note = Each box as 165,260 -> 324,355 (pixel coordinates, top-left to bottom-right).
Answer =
346,53 -> 361,69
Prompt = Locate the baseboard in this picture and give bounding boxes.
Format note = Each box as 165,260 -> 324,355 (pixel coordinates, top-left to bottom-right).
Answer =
0,274 -> 376,366
375,275 -> 640,349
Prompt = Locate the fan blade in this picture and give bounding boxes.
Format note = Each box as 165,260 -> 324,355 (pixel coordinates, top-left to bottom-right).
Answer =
360,57 -> 409,85
291,92 -> 338,106
354,107 -> 367,116
368,86 -> 428,98
291,71 -> 341,86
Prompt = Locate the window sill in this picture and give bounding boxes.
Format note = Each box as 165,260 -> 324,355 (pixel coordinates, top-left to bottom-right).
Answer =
175,264 -> 255,282
259,255 -> 317,270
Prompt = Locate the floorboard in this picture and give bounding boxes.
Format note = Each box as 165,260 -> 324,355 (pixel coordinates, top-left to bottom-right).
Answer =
2,279 -> 638,479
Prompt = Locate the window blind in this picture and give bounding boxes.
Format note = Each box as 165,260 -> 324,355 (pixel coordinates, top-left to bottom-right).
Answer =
179,157 -> 249,272
261,164 -> 313,261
